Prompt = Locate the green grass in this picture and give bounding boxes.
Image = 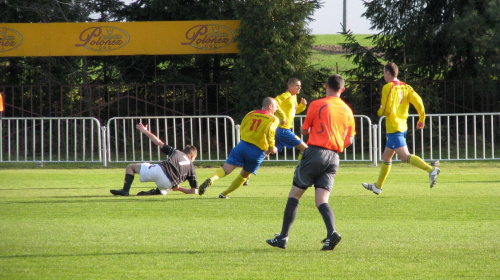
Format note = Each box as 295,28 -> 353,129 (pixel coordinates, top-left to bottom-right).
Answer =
310,34 -> 376,72
308,52 -> 354,72
313,34 -> 375,47
1,161 -> 499,279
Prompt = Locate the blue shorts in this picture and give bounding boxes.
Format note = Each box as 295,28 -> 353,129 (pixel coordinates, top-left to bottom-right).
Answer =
276,127 -> 303,151
385,131 -> 408,149
226,141 -> 265,175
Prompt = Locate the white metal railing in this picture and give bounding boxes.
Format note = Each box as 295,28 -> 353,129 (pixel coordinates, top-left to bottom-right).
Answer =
1,113 -> 498,166
0,117 -> 102,163
266,115 -> 373,162
377,113 -> 500,161
106,116 -> 236,164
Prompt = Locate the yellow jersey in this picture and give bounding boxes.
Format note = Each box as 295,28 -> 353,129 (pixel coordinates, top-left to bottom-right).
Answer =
274,91 -> 307,129
378,81 -> 426,133
240,109 -> 279,151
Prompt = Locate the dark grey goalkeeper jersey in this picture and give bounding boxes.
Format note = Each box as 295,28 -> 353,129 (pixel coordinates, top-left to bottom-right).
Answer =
158,144 -> 198,189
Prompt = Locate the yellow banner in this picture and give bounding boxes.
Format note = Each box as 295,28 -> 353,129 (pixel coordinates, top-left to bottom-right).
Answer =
0,20 -> 239,57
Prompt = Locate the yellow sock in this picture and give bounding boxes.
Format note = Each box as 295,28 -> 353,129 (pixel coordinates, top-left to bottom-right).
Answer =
297,151 -> 303,161
221,174 -> 247,196
408,155 -> 433,173
210,167 -> 227,181
375,161 -> 391,189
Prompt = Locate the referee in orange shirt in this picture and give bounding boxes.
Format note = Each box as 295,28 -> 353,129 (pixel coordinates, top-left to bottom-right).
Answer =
266,74 -> 356,251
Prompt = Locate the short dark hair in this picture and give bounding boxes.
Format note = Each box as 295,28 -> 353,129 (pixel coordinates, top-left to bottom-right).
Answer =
183,145 -> 197,158
384,62 -> 398,77
327,74 -> 345,92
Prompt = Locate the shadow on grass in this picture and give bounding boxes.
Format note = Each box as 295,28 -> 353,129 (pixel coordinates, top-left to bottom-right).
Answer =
0,196 -> 205,204
0,248 -> 307,259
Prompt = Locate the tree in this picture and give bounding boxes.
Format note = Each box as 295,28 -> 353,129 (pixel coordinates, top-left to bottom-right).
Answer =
357,0 -> 500,81
231,0 -> 324,118
0,0 -> 92,86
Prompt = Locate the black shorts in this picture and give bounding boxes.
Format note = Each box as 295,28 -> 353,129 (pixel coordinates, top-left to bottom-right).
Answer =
292,146 -> 339,192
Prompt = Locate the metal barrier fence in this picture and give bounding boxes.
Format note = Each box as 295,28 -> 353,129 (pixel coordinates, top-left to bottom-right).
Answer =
269,115 -> 373,162
377,113 -> 500,162
0,117 -> 102,163
1,113 -> 498,165
106,116 -> 236,164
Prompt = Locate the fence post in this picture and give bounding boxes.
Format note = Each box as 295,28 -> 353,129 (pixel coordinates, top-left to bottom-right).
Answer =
101,126 -> 107,167
235,124 -> 241,144
372,124 -> 378,166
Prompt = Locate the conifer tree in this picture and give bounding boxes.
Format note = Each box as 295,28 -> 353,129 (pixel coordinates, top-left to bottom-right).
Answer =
232,0 -> 321,116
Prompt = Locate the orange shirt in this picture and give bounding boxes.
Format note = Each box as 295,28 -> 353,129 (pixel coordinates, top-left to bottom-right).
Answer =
302,96 -> 356,152
0,93 -> 4,112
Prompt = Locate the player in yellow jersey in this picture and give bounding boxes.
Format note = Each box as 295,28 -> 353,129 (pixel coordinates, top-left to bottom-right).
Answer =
244,78 -> 307,187
274,78 -> 308,157
362,62 -> 440,195
198,97 -> 279,198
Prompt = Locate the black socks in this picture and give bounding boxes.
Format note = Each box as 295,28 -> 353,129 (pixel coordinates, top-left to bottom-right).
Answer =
318,203 -> 335,235
279,197 -> 299,238
122,174 -> 135,192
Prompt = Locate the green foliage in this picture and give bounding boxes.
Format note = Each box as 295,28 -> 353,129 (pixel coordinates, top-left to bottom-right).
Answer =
362,0 -> 500,80
1,162 -> 499,279
0,0 -> 92,86
231,0 -> 327,118
341,30 -> 384,81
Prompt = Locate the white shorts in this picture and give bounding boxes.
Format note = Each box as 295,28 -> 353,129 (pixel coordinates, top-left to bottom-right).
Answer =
138,163 -> 173,195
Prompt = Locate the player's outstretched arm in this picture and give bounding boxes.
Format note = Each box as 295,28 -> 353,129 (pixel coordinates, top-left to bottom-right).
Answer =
172,186 -> 198,194
136,123 -> 164,147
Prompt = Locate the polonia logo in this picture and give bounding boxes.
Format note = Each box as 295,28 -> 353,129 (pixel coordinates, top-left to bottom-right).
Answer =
75,26 -> 129,51
0,27 -> 23,53
181,25 -> 235,50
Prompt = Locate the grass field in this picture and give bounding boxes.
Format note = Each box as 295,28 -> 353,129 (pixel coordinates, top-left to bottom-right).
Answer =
313,34 -> 375,47
1,161 -> 499,279
310,34 -> 375,71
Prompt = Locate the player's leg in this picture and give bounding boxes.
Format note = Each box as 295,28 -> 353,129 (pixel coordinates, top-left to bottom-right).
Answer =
212,163 -> 235,182
313,149 -> 341,251
199,143 -> 244,196
363,132 -> 406,194
219,169 -> 251,198
199,163 -> 235,196
316,188 -> 341,251
395,145 -> 432,171
137,165 -> 173,196
362,147 -> 392,194
219,146 -> 264,198
110,163 -> 141,196
266,185 -> 306,249
395,146 -> 440,187
295,142 -> 308,161
267,146 -> 315,249
281,186 -> 306,235
376,147 -> 395,188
